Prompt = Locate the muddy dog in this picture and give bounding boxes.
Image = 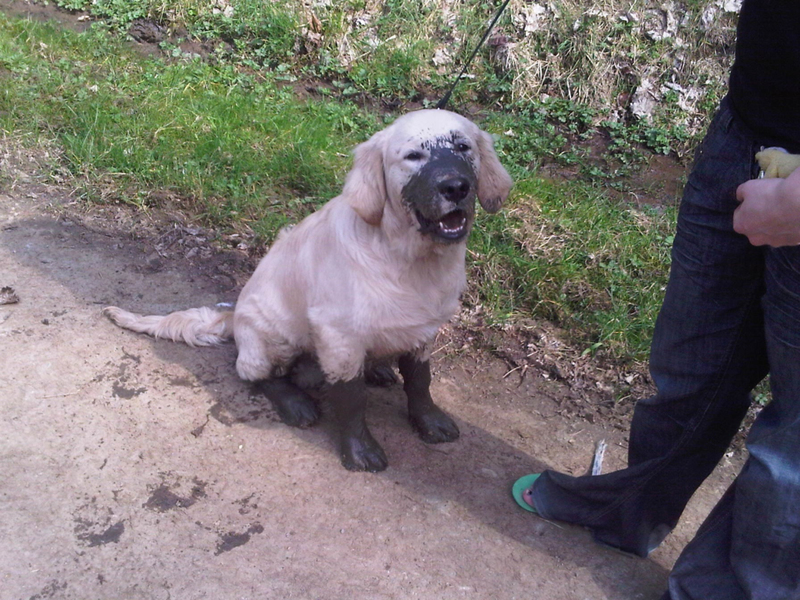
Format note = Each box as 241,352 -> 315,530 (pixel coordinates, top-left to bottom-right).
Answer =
104,109 -> 513,472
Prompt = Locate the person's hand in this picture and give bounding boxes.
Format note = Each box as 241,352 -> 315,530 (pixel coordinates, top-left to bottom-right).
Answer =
734,165 -> 800,247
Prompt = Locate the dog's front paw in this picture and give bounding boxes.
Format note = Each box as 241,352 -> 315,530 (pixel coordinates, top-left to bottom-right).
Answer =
340,434 -> 388,472
410,407 -> 460,444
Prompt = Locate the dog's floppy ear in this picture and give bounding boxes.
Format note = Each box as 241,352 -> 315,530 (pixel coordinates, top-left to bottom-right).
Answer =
342,131 -> 387,226
476,130 -> 513,213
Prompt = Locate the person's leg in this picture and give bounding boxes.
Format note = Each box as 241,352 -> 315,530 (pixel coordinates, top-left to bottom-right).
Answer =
664,245 -> 800,600
663,485 -> 744,600
733,246 -> 800,599
525,98 -> 769,557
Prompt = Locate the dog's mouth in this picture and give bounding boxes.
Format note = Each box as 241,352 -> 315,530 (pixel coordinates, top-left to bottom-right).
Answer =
415,208 -> 470,242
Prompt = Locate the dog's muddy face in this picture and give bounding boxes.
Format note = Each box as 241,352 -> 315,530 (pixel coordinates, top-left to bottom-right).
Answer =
344,109 -> 512,236
400,134 -> 478,243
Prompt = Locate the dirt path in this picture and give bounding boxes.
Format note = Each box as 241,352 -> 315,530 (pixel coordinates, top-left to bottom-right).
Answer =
0,150 -> 744,600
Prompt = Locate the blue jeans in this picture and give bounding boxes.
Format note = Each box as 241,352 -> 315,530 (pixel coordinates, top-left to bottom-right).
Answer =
529,97 -> 800,600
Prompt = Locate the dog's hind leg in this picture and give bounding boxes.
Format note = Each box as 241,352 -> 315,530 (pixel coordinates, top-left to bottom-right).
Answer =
399,354 -> 460,443
257,378 -> 320,428
327,379 -> 388,472
364,361 -> 398,387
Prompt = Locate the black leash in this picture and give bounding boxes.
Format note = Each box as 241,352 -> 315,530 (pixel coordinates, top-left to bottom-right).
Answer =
436,0 -> 512,110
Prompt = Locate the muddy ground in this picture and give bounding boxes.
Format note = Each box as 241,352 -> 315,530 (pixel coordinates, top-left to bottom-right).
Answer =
0,129 -> 748,600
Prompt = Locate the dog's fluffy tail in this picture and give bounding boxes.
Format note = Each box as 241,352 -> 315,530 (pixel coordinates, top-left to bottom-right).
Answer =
103,306 -> 234,347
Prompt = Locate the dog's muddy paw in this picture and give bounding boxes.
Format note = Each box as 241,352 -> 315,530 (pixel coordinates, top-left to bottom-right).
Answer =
364,364 -> 398,388
340,436 -> 388,472
259,381 -> 320,428
410,409 -> 460,444
273,395 -> 320,428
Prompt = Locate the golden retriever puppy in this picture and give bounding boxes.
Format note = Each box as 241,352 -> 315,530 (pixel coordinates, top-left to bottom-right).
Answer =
104,109 -> 513,471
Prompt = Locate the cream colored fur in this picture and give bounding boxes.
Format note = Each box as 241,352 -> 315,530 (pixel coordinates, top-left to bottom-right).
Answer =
104,109 -> 513,384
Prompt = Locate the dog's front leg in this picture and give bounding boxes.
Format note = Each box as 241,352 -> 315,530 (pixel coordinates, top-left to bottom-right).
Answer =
328,379 -> 388,472
398,354 -> 460,443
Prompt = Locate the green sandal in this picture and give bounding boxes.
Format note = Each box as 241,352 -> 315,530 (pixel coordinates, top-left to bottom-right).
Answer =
512,473 -> 541,514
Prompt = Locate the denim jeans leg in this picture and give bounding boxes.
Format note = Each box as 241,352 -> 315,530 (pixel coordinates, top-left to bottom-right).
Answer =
665,485 -> 744,600
530,98 -> 769,558
731,246 -> 800,599
666,246 -> 800,600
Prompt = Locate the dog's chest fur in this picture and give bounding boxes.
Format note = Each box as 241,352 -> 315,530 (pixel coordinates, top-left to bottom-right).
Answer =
354,244 -> 466,357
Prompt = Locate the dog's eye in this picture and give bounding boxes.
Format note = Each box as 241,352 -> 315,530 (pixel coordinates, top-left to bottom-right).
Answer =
456,143 -> 472,153
404,151 -> 424,161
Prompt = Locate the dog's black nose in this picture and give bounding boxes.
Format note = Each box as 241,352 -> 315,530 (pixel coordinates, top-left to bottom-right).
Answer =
437,177 -> 471,203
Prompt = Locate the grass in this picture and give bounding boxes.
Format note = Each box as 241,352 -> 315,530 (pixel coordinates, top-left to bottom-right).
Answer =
0,15 -> 380,236
0,8 -> 685,363
468,177 -> 674,357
